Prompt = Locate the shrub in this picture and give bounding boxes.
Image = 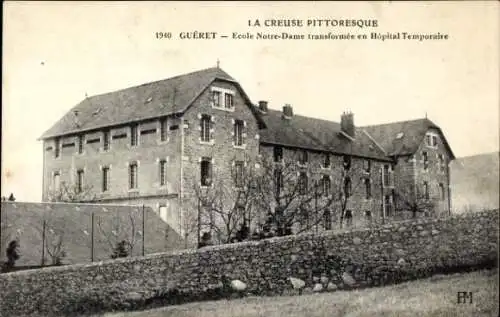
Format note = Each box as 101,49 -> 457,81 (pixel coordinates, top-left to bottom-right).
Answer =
111,240 -> 130,259
5,240 -> 20,268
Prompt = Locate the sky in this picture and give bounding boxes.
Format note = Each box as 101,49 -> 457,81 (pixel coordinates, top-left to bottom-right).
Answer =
2,1 -> 499,202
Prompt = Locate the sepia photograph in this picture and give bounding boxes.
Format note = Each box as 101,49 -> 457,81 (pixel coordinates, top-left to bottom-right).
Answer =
1,1 -> 499,316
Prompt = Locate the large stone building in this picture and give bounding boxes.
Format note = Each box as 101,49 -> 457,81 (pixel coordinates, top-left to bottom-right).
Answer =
40,67 -> 455,241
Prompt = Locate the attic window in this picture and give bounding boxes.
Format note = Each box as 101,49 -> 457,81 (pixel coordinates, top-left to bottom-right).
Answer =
396,132 -> 404,139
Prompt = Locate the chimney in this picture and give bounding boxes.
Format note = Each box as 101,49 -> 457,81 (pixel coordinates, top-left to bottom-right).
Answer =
282,104 -> 293,119
258,100 -> 268,113
340,111 -> 355,138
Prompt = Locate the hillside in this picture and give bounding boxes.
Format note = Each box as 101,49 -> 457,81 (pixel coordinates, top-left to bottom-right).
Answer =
450,152 -> 499,213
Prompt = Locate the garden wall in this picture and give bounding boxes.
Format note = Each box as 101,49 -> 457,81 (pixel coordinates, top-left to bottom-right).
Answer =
0,210 -> 498,317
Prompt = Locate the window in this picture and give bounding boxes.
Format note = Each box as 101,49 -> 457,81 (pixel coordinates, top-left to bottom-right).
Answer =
439,183 -> 445,200
131,124 -> 139,146
200,115 -> 211,143
103,130 -> 110,151
299,150 -> 308,165
299,172 -> 308,195
323,154 -> 330,168
129,163 -> 138,190
438,154 -> 445,172
102,167 -> 109,192
53,172 -> 60,192
234,120 -> 244,146
345,210 -> 353,227
423,151 -> 429,170
76,169 -> 84,193
321,175 -> 331,196
78,135 -> 84,154
365,210 -> 372,223
383,165 -> 393,187
274,168 -> 283,195
384,195 -> 393,217
425,134 -> 432,147
364,159 -> 371,173
323,209 -> 332,230
344,176 -> 352,197
160,118 -> 168,142
54,138 -> 60,158
274,146 -> 283,162
423,181 -> 429,200
234,161 -> 244,187
201,157 -> 212,186
425,133 -> 438,148
343,155 -> 351,170
212,91 -> 222,107
159,160 -> 167,186
365,178 -> 372,199
225,93 -> 234,109
159,205 -> 167,222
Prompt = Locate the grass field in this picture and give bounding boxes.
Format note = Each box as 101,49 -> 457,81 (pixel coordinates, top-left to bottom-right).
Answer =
100,269 -> 499,317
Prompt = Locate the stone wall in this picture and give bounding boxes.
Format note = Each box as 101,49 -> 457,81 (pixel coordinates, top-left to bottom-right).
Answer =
0,210 -> 497,317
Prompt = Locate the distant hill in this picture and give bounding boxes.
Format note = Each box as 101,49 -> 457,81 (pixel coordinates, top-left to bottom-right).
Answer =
450,152 -> 499,213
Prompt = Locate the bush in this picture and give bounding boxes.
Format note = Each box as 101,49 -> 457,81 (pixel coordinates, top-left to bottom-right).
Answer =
111,240 -> 130,259
5,240 -> 20,268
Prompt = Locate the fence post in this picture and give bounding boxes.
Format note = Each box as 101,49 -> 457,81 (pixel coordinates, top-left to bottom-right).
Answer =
142,205 -> 145,256
91,212 -> 95,262
0,207 -> 2,261
41,220 -> 46,266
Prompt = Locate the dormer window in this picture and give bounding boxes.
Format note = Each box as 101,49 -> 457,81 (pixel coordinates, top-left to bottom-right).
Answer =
225,94 -> 234,109
425,132 -> 438,148
212,91 -> 222,107
211,87 -> 235,111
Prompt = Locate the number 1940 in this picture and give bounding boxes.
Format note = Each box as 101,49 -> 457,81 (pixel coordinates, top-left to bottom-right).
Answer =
155,32 -> 172,39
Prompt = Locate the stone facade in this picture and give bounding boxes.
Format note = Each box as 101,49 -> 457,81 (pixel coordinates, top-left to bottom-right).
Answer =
40,68 -> 454,242
0,210 -> 497,317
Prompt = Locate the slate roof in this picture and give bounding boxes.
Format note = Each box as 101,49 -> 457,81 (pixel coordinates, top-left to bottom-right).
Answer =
40,67 -> 241,139
363,118 -> 455,159
258,109 -> 390,161
40,67 -> 454,161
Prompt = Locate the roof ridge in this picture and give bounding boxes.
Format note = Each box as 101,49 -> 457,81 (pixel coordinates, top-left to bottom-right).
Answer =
264,108 -> 340,125
361,117 -> 428,128
83,67 -> 228,100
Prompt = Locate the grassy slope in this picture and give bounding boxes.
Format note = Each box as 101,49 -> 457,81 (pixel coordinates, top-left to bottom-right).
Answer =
101,269 -> 499,317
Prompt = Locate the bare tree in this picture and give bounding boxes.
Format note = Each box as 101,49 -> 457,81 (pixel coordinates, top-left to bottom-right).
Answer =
393,185 -> 437,219
96,210 -> 138,258
47,182 -> 96,203
254,152 -> 357,235
191,156 -> 261,244
45,223 -> 67,265
32,211 -> 67,266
